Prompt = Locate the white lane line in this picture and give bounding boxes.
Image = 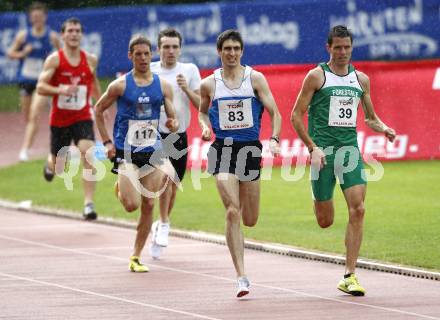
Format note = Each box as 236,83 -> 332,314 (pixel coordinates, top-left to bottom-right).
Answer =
71,243 -> 213,251
1,234 -> 438,319
0,223 -> 86,231
0,272 -> 222,320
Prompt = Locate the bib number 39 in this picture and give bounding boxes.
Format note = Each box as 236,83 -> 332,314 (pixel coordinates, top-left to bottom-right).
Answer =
328,96 -> 359,127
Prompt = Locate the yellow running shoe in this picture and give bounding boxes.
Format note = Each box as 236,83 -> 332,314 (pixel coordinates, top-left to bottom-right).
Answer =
337,274 -> 366,296
128,256 -> 149,272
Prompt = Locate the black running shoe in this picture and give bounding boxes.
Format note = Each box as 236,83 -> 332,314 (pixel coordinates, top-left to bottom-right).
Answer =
43,163 -> 54,182
83,203 -> 97,220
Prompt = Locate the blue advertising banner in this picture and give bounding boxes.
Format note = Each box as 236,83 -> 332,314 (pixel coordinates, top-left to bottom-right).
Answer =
0,0 -> 439,83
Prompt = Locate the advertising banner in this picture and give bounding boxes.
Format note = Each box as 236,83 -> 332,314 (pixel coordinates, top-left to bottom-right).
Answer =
1,0 -> 440,83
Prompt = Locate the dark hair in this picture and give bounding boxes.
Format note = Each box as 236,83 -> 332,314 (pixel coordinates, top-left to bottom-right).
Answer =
327,25 -> 353,45
216,29 -> 243,51
129,35 -> 152,53
61,17 -> 82,33
157,28 -> 182,48
28,2 -> 48,14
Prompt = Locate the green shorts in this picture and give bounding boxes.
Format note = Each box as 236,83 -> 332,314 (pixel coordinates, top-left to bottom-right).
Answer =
311,146 -> 366,201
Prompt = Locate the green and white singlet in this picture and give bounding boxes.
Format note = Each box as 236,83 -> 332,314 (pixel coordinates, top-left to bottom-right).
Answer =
308,63 -> 363,148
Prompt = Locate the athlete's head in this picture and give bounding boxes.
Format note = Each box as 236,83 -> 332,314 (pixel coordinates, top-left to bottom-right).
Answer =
216,29 -> 243,51
216,30 -> 244,68
61,18 -> 82,49
327,25 -> 353,46
157,28 -> 182,67
327,25 -> 353,66
128,35 -> 152,73
28,2 -> 48,29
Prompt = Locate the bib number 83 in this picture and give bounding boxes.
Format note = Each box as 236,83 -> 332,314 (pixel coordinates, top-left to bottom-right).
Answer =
228,110 -> 244,122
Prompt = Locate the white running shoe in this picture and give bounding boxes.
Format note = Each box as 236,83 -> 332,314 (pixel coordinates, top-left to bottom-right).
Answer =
155,221 -> 170,247
151,220 -> 159,243
236,276 -> 250,298
19,149 -> 29,162
149,242 -> 162,259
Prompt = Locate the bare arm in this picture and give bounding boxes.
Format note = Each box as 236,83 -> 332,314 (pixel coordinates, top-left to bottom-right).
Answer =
94,78 -> 124,159
176,74 -> 201,110
49,31 -> 61,50
291,67 -> 328,166
87,53 -> 102,102
6,31 -> 32,60
291,68 -> 323,152
36,52 -> 64,96
198,76 -> 214,141
358,72 -> 396,142
160,78 -> 178,132
252,71 -> 281,155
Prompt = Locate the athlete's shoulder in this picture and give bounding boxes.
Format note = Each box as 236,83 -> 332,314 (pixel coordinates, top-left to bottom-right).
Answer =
150,60 -> 161,72
181,62 -> 200,71
84,51 -> 98,68
355,70 -> 369,87
109,75 -> 126,95
200,73 -> 215,90
45,50 -> 60,67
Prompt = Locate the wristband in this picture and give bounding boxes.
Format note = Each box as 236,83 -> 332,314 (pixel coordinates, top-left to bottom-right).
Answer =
103,139 -> 112,146
270,136 -> 279,143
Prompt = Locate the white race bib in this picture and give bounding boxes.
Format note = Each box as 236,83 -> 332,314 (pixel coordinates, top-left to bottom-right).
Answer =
58,85 -> 87,110
218,98 -> 254,130
127,120 -> 158,147
21,57 -> 44,79
328,96 -> 359,127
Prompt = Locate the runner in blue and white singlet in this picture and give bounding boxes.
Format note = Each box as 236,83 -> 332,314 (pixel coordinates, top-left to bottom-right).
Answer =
209,66 -> 264,142
114,71 -> 163,154
17,27 -> 54,86
199,30 -> 282,298
95,35 -> 178,273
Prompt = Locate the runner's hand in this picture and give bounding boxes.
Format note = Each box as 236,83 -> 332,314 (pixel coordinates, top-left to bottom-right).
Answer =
201,126 -> 211,141
105,143 -> 116,160
176,74 -> 188,92
310,147 -> 326,169
384,127 -> 396,142
166,118 -> 179,132
269,139 -> 280,157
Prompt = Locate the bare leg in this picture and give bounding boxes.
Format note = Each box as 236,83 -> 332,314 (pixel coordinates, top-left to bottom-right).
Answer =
216,174 -> 244,277
19,94 -> 32,122
342,184 -> 366,274
313,199 -> 335,228
239,180 -> 260,227
159,183 -> 177,222
20,93 -> 47,153
133,197 -> 154,257
133,167 -> 165,256
78,140 -> 96,205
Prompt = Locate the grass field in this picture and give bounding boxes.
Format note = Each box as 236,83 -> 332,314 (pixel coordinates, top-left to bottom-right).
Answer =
0,159 -> 438,271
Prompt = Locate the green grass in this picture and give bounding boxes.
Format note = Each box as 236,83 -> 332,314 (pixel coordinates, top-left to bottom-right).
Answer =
0,84 -> 20,112
0,159 -> 439,271
0,79 -> 113,112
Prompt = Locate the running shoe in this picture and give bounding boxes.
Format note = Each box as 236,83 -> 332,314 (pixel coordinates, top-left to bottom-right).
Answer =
43,163 -> 54,182
337,273 -> 366,296
155,221 -> 170,247
83,202 -> 97,220
129,256 -> 149,272
149,242 -> 162,260
236,276 -> 250,298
